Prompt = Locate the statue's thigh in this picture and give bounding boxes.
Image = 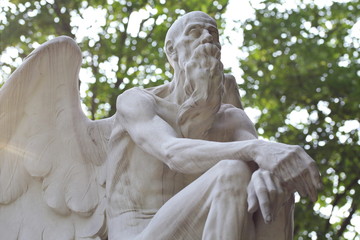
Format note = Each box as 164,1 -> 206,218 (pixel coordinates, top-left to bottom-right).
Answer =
136,160 -> 252,240
254,195 -> 295,240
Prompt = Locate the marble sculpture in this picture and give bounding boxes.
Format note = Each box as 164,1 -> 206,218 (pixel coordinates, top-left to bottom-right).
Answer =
0,11 -> 322,240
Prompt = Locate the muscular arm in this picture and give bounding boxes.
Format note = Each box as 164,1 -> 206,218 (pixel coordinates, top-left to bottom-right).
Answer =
229,108 -> 322,202
117,88 -> 259,174
225,107 -> 320,221
117,88 -> 321,201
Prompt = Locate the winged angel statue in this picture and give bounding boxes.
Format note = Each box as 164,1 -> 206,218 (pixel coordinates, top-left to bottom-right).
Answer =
1,11 -> 322,240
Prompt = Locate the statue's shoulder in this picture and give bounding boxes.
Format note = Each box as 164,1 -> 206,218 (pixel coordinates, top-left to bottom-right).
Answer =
212,104 -> 242,127
219,103 -> 244,116
115,87 -> 159,120
217,104 -> 257,139
218,103 -> 253,128
119,87 -> 144,98
117,87 -> 154,106
118,86 -> 171,107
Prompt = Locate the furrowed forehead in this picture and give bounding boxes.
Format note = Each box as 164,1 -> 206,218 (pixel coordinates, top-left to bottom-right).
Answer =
165,12 -> 217,43
184,22 -> 218,32
183,16 -> 217,27
181,16 -> 218,36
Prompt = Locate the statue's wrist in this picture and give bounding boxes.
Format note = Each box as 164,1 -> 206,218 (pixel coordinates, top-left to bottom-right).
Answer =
248,139 -> 267,167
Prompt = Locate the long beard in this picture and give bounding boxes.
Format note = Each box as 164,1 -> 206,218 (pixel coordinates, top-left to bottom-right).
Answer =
177,59 -> 224,139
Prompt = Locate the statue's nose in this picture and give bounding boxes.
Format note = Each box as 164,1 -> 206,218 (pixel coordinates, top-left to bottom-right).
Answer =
201,30 -> 214,44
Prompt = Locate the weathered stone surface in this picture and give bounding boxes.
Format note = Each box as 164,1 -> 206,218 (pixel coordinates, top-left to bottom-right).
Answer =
0,11 -> 321,240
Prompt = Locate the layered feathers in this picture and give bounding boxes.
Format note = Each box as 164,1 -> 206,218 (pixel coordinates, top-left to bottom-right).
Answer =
0,36 -> 113,239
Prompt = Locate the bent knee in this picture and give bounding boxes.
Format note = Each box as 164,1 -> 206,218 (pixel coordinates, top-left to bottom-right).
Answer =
212,160 -> 252,185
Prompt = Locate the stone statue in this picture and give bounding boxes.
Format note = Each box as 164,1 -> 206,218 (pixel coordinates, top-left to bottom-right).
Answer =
0,11 -> 321,240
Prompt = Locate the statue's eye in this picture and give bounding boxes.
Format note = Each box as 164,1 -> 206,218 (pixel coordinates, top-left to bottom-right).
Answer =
208,28 -> 219,41
189,28 -> 201,38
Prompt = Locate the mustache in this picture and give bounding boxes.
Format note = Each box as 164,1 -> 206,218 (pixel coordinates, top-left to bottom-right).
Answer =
193,43 -> 221,59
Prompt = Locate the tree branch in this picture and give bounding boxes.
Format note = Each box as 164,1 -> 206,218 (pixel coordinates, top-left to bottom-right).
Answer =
335,200 -> 357,238
324,177 -> 359,233
52,0 -> 74,38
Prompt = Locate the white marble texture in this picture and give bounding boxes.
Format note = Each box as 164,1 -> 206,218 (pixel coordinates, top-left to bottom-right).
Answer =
0,11 -> 321,240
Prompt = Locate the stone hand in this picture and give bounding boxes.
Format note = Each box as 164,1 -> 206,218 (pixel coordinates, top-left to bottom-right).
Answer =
247,169 -> 289,224
252,141 -> 322,202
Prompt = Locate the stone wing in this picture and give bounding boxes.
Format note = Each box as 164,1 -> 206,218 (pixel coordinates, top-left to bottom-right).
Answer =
0,36 -> 113,240
223,74 -> 243,109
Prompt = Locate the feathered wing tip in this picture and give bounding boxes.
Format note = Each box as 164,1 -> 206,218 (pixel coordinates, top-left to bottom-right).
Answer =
223,74 -> 243,109
0,36 -> 113,240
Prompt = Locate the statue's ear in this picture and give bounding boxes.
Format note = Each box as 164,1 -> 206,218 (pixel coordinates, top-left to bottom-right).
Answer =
165,40 -> 176,58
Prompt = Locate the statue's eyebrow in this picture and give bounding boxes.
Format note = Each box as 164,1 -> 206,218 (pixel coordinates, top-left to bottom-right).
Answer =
184,23 -> 203,35
184,23 -> 218,36
207,25 -> 219,34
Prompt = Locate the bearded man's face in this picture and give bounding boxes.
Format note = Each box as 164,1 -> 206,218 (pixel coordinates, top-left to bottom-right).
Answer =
172,16 -> 222,70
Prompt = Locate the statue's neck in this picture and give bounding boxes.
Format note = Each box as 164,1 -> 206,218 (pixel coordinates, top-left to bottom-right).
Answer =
166,70 -> 187,105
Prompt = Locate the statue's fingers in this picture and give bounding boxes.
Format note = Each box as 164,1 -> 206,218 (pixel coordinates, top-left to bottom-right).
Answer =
294,175 -> 308,198
253,174 -> 272,223
262,171 -> 277,206
297,156 -> 319,201
247,181 -> 259,213
300,152 -> 322,191
247,194 -> 259,213
301,168 -> 318,202
272,174 -> 285,221
309,161 -> 323,190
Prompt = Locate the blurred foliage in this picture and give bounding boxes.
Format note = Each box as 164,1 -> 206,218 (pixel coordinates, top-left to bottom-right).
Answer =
0,0 -> 228,119
1,0 -> 360,239
240,0 -> 360,239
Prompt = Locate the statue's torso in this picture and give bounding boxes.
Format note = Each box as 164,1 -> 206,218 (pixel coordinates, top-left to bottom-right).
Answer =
107,87 -> 257,227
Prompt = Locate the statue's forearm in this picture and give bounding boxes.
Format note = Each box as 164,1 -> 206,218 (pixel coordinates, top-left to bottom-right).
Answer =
162,138 -> 321,203
162,138 -> 260,174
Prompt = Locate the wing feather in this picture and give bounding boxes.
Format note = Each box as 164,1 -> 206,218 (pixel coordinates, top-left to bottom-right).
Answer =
0,36 -> 114,240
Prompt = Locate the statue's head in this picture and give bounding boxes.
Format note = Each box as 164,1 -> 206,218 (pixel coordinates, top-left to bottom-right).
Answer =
165,12 -> 224,138
164,11 -> 221,70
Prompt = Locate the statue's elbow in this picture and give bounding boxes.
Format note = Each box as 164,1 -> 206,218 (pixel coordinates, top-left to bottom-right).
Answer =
162,139 -> 194,174
163,145 -> 178,171
163,147 -> 186,173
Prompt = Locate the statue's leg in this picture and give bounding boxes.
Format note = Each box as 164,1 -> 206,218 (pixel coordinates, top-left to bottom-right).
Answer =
136,160 -> 256,240
253,195 -> 295,240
